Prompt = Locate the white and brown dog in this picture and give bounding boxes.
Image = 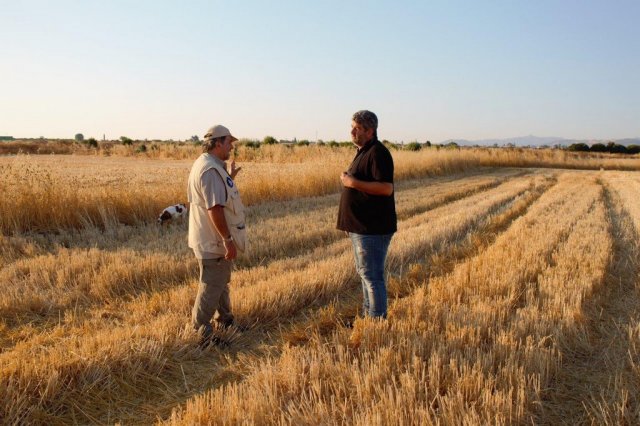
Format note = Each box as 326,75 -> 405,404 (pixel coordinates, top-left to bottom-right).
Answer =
158,203 -> 188,225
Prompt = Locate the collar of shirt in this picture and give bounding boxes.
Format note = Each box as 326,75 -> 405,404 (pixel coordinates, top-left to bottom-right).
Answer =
349,138 -> 379,171
357,138 -> 378,153
204,152 -> 227,169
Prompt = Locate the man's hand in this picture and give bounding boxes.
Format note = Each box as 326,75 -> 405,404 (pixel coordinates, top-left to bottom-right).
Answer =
340,172 -> 394,196
223,239 -> 237,260
340,171 -> 355,188
229,160 -> 242,179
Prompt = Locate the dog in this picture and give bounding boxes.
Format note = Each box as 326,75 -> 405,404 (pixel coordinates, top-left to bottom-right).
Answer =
158,203 -> 188,225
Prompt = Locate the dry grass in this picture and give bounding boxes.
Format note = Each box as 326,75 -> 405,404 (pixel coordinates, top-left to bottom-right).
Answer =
3,145 -> 640,235
2,149 -> 640,425
166,174 -> 615,425
0,156 -> 186,234
3,138 -> 640,169
572,173 -> 640,425
1,169 -> 541,423
476,146 -> 640,170
0,148 -> 481,234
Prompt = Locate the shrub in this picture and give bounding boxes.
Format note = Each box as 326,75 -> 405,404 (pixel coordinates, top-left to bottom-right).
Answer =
136,144 -> 147,153
607,142 -> 628,154
263,136 -> 278,145
627,145 -> 640,154
296,140 -> 310,146
405,142 -> 422,151
120,136 -> 133,146
568,143 -> 590,152
85,138 -> 98,148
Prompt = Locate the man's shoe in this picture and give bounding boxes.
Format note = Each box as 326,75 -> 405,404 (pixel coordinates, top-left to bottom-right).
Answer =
197,325 -> 228,349
217,319 -> 249,332
199,334 -> 227,349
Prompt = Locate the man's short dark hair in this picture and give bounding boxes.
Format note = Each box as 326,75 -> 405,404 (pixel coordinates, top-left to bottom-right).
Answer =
202,136 -> 225,152
352,110 -> 378,132
352,110 -> 378,139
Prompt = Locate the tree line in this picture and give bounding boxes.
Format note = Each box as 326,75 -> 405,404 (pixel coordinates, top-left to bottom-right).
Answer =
567,142 -> 640,154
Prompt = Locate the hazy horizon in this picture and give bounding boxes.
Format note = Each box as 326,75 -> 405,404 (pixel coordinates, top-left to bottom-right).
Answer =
4,134 -> 640,146
2,1 -> 638,142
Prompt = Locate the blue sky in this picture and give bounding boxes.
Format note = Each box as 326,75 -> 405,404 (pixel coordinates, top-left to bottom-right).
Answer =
1,0 -> 638,142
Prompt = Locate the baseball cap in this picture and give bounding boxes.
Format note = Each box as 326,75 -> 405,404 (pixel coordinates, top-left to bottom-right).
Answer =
204,125 -> 238,142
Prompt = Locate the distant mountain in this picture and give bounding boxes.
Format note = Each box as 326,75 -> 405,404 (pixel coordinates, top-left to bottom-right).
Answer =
440,136 -> 640,147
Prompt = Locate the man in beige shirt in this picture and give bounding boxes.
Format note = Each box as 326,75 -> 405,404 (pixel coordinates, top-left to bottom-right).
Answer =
187,124 -> 247,348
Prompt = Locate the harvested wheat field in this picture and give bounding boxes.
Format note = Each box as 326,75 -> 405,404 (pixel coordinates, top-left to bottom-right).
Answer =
1,148 -> 640,425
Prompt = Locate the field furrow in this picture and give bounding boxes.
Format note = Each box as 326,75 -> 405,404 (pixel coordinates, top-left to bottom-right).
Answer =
0,174 -> 550,424
553,175 -> 640,424
0,170 -> 526,334
603,172 -> 640,236
165,172 -> 607,425
3,163 -> 640,425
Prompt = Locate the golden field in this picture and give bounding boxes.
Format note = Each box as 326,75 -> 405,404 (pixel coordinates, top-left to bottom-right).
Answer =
1,145 -> 640,425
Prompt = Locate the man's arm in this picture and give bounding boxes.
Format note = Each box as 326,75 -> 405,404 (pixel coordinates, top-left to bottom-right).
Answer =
340,172 -> 393,196
207,206 -> 237,260
228,159 -> 242,179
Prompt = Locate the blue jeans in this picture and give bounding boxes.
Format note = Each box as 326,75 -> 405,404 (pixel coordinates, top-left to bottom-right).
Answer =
349,233 -> 393,318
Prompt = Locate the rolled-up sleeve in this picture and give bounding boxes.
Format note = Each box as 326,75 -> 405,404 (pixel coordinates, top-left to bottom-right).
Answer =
201,169 -> 227,209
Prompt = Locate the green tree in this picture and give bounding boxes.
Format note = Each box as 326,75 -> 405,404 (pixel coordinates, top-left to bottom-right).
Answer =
568,143 -> 590,152
627,145 -> 640,154
262,136 -> 278,145
74,133 -> 84,142
120,136 -> 133,146
607,142 -> 627,154
405,142 -> 422,151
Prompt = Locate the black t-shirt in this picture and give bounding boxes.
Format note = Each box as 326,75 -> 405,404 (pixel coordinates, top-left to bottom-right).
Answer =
336,139 -> 397,234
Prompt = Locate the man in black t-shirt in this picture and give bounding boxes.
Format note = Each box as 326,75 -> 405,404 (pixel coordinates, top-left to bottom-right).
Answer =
337,110 -> 397,319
